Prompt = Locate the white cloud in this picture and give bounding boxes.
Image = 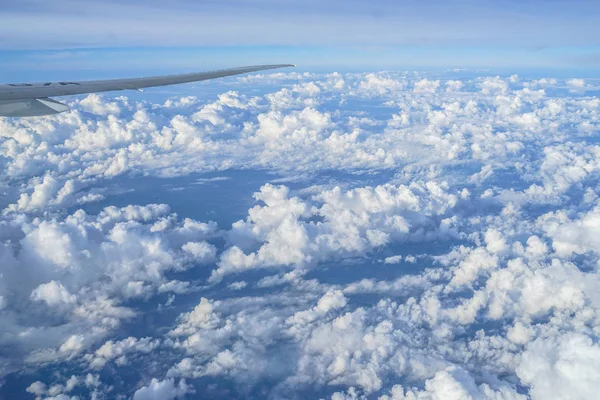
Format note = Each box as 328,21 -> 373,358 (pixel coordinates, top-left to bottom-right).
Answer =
26,381 -> 46,396
357,73 -> 404,96
87,337 -> 161,369
182,241 -> 217,264
3,70 -> 600,399
211,180 -> 458,282
445,80 -> 463,92
132,378 -> 190,400
384,255 -> 402,264
517,333 -> 600,400
287,289 -> 347,326
377,367 -> 526,399
566,78 -> 586,88
539,205 -> 600,256
79,94 -> 123,116
228,281 -> 248,291
484,228 -> 508,254
30,281 -> 76,308
0,202 -> 220,375
479,77 -> 509,94
169,298 -> 221,337
414,79 -> 440,94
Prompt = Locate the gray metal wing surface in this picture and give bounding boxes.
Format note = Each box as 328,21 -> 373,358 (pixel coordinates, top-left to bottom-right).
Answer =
0,64 -> 295,117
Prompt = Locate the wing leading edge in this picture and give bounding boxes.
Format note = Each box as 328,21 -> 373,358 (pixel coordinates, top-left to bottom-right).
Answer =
0,64 -> 295,117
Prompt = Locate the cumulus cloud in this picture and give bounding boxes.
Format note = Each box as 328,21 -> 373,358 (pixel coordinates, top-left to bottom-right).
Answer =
79,94 -> 123,116
374,367 -> 527,400
0,202 -> 219,378
516,333 -> 600,400
566,78 -> 586,89
30,281 -> 76,307
211,180 -> 459,282
132,378 -> 190,400
413,79 -> 440,94
86,337 -> 161,369
3,70 -> 600,399
539,204 -> 600,256
384,255 -> 402,264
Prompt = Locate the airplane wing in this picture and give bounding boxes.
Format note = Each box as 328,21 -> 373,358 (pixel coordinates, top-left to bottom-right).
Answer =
0,64 -> 295,117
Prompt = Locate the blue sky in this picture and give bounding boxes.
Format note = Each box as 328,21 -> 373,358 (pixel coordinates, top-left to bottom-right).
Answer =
1,0 -> 600,78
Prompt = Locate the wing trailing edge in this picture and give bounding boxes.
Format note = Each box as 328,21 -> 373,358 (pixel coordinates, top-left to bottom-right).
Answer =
0,64 -> 295,99
0,64 -> 295,117
0,98 -> 70,117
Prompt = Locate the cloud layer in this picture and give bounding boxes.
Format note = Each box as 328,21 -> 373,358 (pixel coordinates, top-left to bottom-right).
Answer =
1,70 -> 600,399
